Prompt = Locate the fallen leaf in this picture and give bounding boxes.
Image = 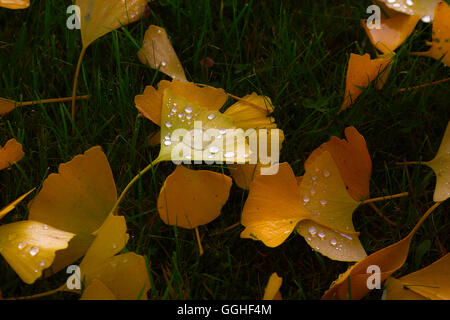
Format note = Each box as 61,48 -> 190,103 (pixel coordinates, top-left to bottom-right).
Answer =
0,0 -> 29,9
135,79 -> 227,127
76,0 -> 148,48
383,253 -> 450,300
263,273 -> 283,300
138,25 -> 187,81
309,126 -> 372,201
0,98 -> 16,115
80,279 -> 117,300
339,53 -> 393,113
0,138 -> 24,171
322,202 -> 441,299
157,165 -> 232,229
378,0 -> 440,22
0,221 -> 74,284
156,89 -> 249,163
28,146 -> 117,273
362,10 -> 420,53
423,120 -> 450,201
412,2 -> 450,67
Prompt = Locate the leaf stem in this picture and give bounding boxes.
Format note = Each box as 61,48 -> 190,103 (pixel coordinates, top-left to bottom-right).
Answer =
14,284 -> 67,300
71,46 -> 87,123
407,201 -> 442,238
195,227 -> 204,256
395,161 -> 422,166
367,202 -> 397,226
361,192 -> 409,205
16,95 -> 90,107
109,158 -> 160,215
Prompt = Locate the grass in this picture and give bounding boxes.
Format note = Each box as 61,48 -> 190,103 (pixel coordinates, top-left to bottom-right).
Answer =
0,0 -> 449,300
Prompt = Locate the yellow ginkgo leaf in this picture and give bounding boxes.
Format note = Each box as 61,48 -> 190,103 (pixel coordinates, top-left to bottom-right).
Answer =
322,202 -> 441,300
0,0 -> 29,9
156,89 -> 249,163
80,279 -> 117,300
362,10 -> 420,53
76,215 -> 149,300
339,53 -> 393,113
223,92 -> 276,130
157,165 -> 232,229
378,0 -> 440,22
240,162 -> 310,247
135,79 -> 227,127
309,126 -> 372,201
412,2 -> 450,67
263,273 -> 283,300
0,221 -> 74,284
0,98 -> 16,115
384,253 -> 450,300
424,120 -> 450,201
296,149 -> 366,262
0,188 -> 35,220
138,25 -> 187,82
76,0 -> 148,49
0,138 -> 24,171
229,129 -> 284,190
28,146 -> 117,273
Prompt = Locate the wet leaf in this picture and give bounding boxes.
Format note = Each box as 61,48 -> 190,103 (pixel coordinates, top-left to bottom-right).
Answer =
157,165 -> 232,229
263,273 -> 283,300
322,202 -> 441,299
137,25 -> 187,81
28,146 -> 117,273
424,120 -> 450,201
0,138 -> 24,171
0,0 -> 29,9
339,53 -> 393,113
76,0 -> 148,48
379,0 -> 440,22
309,126 -> 372,201
413,2 -> 450,67
0,221 -> 74,284
384,253 -> 450,300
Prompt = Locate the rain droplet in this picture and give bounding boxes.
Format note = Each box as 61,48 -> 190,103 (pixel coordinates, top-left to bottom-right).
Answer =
161,61 -> 167,66
421,15 -> 431,23
310,189 -> 316,195
112,243 -> 117,249
320,199 -> 327,206
164,140 -> 172,146
323,169 -> 330,178
207,113 -> 216,120
224,151 -> 235,158
219,128 -> 227,135
43,224 -> 49,230
186,114 -> 193,120
303,194 -> 310,203
17,242 -> 25,250
330,238 -> 337,246
184,106 -> 193,113
29,246 -> 40,256
39,261 -> 45,267
165,121 -> 172,128
308,226 -> 317,235
339,232 -> 353,240
318,231 -> 325,239
311,175 -> 317,181
210,146 -> 219,153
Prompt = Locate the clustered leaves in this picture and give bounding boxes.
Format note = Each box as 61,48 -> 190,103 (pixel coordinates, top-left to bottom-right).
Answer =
0,0 -> 448,300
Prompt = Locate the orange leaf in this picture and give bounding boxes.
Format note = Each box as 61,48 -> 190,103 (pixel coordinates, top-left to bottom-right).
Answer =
263,273 -> 283,300
76,0 -> 147,49
28,146 -> 117,273
0,0 -> 29,9
0,138 -> 24,170
137,25 -> 187,82
378,0 -> 440,22
0,98 -> 16,115
384,253 -> 450,300
80,279 -> 117,300
423,120 -> 450,201
157,165 -> 232,229
309,126 -> 372,201
322,202 -> 441,300
412,2 -> 450,67
362,11 -> 420,53
339,53 -> 393,113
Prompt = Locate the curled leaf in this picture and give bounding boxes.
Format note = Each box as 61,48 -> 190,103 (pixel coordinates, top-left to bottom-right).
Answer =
263,273 -> 283,300
424,120 -> 450,201
340,53 -> 393,113
384,253 -> 450,300
0,0 -> 29,9
0,138 -> 24,170
0,221 -> 74,284
76,0 -> 147,48
362,10 -> 420,53
322,202 -> 441,300
157,165 -> 232,229
28,146 -> 117,273
138,25 -> 187,81
412,2 -> 450,67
